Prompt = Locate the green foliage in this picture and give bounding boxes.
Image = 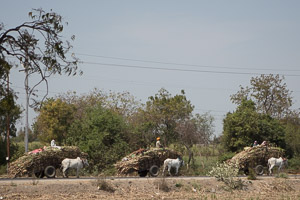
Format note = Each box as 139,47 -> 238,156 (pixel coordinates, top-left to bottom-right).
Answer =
286,156 -> 300,172
67,103 -> 130,172
247,168 -> 257,180
230,74 -> 292,119
218,152 -> 236,163
275,173 -> 289,179
284,119 -> 300,157
33,98 -> 76,144
141,88 -> 194,145
222,99 -> 285,152
0,164 -> 6,175
0,65 -> 22,166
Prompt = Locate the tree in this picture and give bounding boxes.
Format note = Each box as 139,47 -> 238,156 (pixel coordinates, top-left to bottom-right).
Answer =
59,89 -> 142,120
66,103 -> 130,171
230,74 -> 292,119
222,99 -> 285,152
141,88 -> 194,146
175,113 -> 214,164
0,8 -> 81,152
0,63 -> 21,166
33,98 -> 76,145
283,112 -> 300,157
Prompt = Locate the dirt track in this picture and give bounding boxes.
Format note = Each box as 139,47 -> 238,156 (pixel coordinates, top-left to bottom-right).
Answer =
1,176 -> 300,199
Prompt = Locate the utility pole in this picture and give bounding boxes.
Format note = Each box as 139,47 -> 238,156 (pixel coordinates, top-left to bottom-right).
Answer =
24,64 -> 29,153
20,61 -> 29,153
6,71 -> 10,172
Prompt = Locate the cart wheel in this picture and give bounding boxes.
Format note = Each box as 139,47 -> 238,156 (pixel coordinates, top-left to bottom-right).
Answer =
44,166 -> 56,178
149,165 -> 159,177
255,165 -> 264,175
138,170 -> 148,177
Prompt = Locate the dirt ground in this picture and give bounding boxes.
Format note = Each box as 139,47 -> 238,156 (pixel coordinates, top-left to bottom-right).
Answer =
1,176 -> 300,200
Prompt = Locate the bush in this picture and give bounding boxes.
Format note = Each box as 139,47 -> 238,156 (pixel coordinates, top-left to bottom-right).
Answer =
96,177 -> 115,193
287,156 -> 300,173
247,168 -> 257,180
0,165 -> 7,175
208,162 -> 246,190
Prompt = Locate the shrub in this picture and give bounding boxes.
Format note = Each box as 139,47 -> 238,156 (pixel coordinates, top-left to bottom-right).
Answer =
96,177 -> 115,193
287,156 -> 300,173
208,162 -> 246,190
247,168 -> 257,180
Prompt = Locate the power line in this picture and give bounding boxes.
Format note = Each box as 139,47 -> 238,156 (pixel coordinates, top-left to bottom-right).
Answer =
77,53 -> 300,72
81,61 -> 300,77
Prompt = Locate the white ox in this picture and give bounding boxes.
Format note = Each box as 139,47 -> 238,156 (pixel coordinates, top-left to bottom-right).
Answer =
61,157 -> 89,178
162,157 -> 184,176
268,157 -> 288,175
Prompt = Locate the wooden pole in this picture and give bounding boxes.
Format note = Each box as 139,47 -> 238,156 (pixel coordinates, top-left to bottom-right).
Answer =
6,71 -> 10,172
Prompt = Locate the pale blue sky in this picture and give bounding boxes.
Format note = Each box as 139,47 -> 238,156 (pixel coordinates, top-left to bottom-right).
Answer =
1,0 -> 300,136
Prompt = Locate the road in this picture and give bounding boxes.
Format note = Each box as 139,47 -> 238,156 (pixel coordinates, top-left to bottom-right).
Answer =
1,174 -> 299,184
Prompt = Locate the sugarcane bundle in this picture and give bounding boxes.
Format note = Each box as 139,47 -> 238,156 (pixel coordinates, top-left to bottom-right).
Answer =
8,146 -> 87,178
115,147 -> 181,176
227,145 -> 284,170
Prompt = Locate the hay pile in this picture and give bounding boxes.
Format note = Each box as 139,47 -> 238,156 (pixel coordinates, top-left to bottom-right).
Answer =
8,146 -> 87,178
115,148 -> 181,176
228,145 -> 284,170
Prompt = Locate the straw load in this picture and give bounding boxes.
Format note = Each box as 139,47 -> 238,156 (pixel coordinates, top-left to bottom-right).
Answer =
8,146 -> 87,178
227,145 -> 284,172
115,147 -> 181,176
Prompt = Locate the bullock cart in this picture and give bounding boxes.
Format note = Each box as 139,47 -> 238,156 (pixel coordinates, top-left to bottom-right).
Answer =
227,145 -> 284,175
8,146 -> 87,178
115,148 -> 181,177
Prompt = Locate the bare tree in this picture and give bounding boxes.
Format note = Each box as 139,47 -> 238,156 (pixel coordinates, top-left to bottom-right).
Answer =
176,113 -> 214,165
0,8 -> 81,152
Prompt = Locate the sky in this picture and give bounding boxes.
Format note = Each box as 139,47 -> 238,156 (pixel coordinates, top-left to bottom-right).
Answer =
1,0 -> 300,136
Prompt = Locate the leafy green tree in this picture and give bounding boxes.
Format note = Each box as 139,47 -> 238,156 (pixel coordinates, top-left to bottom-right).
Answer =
33,98 -> 76,145
58,90 -> 143,150
0,64 -> 21,165
141,88 -> 194,146
231,74 -> 292,119
66,103 -> 130,171
222,99 -> 285,152
284,113 -> 300,157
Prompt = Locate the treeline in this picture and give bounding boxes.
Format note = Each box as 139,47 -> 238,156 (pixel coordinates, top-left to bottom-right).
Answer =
15,88 -> 213,172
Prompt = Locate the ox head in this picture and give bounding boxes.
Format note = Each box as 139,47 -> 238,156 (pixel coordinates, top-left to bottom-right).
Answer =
283,158 -> 288,168
81,158 -> 89,167
178,157 -> 184,167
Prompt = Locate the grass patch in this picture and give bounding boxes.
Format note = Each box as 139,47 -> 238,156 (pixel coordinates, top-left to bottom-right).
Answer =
275,173 -> 289,179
